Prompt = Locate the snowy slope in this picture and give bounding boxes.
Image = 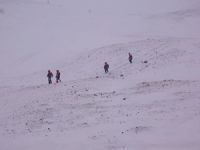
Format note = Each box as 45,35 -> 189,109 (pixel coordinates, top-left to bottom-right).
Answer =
0,0 -> 200,150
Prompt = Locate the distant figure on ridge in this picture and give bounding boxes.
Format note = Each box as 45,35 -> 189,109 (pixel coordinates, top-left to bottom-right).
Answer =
128,53 -> 132,63
56,70 -> 61,83
104,62 -> 109,73
47,70 -> 53,84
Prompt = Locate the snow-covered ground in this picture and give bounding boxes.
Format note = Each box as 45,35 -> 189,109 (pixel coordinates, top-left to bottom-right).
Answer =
0,0 -> 200,150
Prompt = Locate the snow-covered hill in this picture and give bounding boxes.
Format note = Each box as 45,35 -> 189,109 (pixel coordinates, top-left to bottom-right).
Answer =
0,0 -> 200,150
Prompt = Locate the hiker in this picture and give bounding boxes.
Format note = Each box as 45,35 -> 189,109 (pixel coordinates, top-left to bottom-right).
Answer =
104,62 -> 109,73
56,70 -> 61,83
47,70 -> 53,84
128,53 -> 132,63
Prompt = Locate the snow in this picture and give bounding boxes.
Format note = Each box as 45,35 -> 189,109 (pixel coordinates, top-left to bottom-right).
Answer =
0,0 -> 200,150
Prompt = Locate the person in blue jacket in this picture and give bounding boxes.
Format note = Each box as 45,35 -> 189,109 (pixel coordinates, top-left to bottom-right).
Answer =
47,70 -> 53,84
56,70 -> 61,83
128,53 -> 132,63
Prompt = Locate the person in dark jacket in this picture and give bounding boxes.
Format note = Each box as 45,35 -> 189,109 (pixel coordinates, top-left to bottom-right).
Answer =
128,53 -> 132,63
56,70 -> 61,83
47,70 -> 53,84
104,62 -> 109,73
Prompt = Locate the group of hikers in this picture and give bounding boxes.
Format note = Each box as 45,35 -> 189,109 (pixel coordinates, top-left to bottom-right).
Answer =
103,53 -> 132,73
47,70 -> 61,84
47,53 -> 132,84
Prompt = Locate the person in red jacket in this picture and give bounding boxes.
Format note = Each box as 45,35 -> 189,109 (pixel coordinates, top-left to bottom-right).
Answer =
56,70 -> 61,83
104,62 -> 109,73
128,53 -> 132,63
47,70 -> 53,84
